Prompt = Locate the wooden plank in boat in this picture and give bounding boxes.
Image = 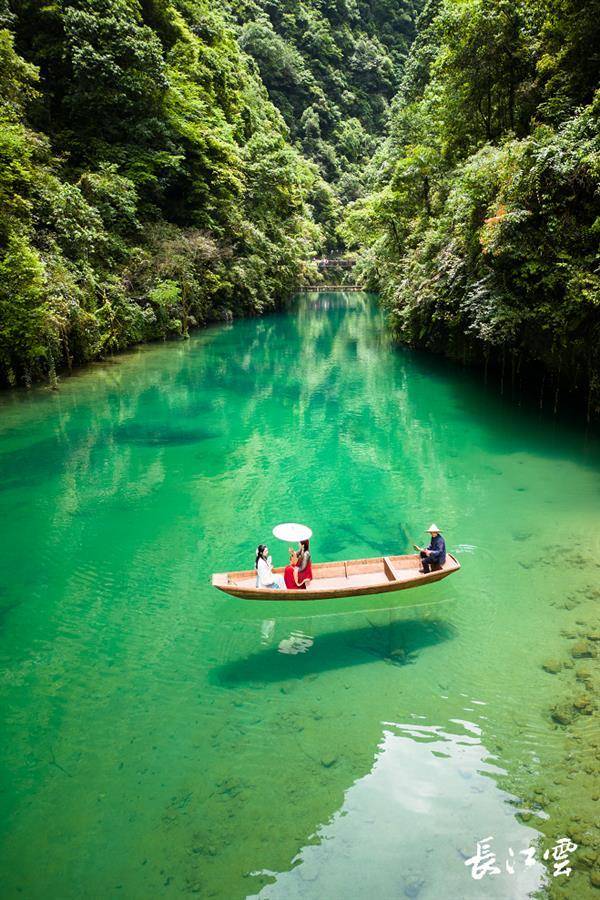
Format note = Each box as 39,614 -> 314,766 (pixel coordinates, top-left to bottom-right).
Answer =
383,557 -> 399,582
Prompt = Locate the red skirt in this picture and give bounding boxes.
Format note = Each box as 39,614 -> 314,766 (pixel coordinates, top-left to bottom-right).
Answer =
284,565 -> 298,589
297,562 -> 312,586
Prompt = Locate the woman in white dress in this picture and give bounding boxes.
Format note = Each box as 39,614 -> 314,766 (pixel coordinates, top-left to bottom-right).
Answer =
255,544 -> 284,589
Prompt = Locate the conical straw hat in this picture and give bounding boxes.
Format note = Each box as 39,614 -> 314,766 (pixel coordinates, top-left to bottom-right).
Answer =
425,523 -> 441,533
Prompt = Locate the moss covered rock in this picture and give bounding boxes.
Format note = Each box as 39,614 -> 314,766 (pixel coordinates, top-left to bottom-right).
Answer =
551,704 -> 574,725
542,658 -> 563,674
573,694 -> 592,709
571,640 -> 594,659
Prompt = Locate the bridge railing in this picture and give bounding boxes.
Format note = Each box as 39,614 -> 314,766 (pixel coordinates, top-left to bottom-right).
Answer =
298,284 -> 361,292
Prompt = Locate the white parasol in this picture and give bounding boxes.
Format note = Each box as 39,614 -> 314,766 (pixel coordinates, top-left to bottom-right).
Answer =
272,522 -> 313,543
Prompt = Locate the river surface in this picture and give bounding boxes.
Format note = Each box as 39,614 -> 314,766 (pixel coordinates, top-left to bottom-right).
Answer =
1,292 -> 599,900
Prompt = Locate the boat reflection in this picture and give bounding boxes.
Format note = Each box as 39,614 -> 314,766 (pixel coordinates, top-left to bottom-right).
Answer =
277,631 -> 314,655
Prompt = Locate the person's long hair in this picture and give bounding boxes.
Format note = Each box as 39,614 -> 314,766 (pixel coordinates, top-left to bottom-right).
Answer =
255,544 -> 267,568
300,539 -> 310,554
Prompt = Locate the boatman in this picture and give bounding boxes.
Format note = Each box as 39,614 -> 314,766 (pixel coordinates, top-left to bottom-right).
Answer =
415,524 -> 446,574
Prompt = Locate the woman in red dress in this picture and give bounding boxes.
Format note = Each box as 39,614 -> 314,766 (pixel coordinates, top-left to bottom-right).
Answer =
296,539 -> 313,588
284,549 -> 302,589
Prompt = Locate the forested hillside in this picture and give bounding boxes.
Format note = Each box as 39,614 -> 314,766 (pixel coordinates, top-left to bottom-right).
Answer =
2,0 -> 599,413
226,0 -> 422,245
0,0 -> 422,387
343,0 -> 600,418
0,0 -> 321,386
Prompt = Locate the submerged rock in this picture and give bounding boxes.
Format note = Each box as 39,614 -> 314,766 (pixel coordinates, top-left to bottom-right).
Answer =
569,826 -> 588,846
573,694 -> 592,711
320,754 -> 338,768
590,868 -> 600,887
542,658 -> 562,674
404,877 -> 424,898
575,849 -> 595,869
551,704 -> 574,725
571,640 -> 594,659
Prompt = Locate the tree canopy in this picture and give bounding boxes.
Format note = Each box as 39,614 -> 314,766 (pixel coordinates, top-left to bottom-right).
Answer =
0,0 -> 321,385
1,0 -> 598,417
343,0 -> 600,417
226,0 -> 422,246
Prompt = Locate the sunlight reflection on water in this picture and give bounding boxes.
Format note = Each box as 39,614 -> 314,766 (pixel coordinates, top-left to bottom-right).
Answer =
249,720 -> 546,900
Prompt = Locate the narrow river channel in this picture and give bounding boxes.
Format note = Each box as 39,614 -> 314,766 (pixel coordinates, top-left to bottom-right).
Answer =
1,292 -> 598,899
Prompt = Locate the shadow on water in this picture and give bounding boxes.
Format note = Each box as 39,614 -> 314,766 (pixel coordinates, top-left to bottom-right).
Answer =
213,616 -> 455,686
320,521 -> 413,557
114,422 -> 219,446
399,344 -> 600,462
0,597 -> 19,632
0,435 -> 77,491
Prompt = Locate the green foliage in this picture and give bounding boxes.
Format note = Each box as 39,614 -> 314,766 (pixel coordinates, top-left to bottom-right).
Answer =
0,1 -> 321,385
0,233 -> 53,385
3,0 -> 598,418
345,0 -> 600,415
227,0 -> 423,248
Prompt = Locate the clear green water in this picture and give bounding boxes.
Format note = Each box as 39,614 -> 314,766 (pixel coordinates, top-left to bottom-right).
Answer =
1,293 -> 599,899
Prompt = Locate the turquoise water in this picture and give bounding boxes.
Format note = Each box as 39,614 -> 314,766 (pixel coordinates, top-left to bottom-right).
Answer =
1,293 -> 599,899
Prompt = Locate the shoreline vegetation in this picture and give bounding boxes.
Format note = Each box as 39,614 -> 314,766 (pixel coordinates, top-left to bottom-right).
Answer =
0,0 -> 418,390
342,0 -> 600,422
0,0 -> 323,388
1,1 -> 598,422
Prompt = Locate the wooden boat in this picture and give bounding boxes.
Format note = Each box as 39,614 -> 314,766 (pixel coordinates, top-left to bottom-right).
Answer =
212,553 -> 460,601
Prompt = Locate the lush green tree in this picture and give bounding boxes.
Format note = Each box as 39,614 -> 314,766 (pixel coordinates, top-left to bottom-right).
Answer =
0,0 -> 321,386
226,0 -> 423,249
345,0 -> 600,417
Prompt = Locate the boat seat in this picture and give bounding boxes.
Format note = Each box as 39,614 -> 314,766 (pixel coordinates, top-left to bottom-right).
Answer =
383,557 -> 399,582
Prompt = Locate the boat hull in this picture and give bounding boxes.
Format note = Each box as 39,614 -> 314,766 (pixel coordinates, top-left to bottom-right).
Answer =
212,553 -> 460,601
